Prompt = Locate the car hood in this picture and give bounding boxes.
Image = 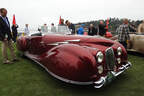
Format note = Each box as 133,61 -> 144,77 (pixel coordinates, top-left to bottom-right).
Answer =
43,35 -> 116,47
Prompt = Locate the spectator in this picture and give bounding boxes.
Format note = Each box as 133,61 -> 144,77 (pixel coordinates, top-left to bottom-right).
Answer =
88,24 -> 97,36
65,20 -> 69,26
84,27 -> 88,35
41,24 -> 48,33
0,8 -> 18,64
98,20 -> 106,36
51,23 -> 56,32
24,24 -> 30,35
12,24 -> 18,42
38,28 -> 41,32
129,24 -> 137,32
77,24 -> 84,35
116,18 -> 130,49
59,18 -> 65,26
138,20 -> 144,34
65,20 -> 75,34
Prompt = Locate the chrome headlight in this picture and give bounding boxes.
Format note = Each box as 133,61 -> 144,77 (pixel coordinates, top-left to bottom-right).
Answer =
117,47 -> 122,56
96,51 -> 104,63
97,65 -> 103,74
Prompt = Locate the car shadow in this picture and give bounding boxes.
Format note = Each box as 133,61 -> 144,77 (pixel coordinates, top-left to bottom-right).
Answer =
47,73 -> 131,95
127,51 -> 144,57
18,53 -> 132,95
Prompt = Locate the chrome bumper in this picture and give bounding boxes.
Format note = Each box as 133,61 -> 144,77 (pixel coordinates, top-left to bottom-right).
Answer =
94,62 -> 132,88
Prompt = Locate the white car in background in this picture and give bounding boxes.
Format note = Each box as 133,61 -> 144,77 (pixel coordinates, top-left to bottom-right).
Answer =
128,33 -> 144,54
110,32 -> 144,54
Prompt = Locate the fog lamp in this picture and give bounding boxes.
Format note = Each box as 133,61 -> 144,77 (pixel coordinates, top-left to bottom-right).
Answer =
97,65 -> 104,74
117,58 -> 121,64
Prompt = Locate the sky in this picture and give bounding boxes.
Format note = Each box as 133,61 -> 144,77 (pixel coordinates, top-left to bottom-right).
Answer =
1,0 -> 144,28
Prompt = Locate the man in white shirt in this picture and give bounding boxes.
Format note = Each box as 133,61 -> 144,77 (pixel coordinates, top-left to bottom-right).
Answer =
41,24 -> 48,33
24,24 -> 30,35
51,23 -> 56,33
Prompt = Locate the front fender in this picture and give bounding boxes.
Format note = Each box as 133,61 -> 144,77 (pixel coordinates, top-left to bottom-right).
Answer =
41,44 -> 97,82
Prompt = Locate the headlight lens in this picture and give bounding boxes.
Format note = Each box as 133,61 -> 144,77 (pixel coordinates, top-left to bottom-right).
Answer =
97,65 -> 103,74
117,47 -> 122,56
96,51 -> 104,63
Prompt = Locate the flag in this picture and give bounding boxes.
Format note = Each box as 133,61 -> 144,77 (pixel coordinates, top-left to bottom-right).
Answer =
106,18 -> 109,25
106,18 -> 109,32
59,16 -> 61,24
105,18 -> 112,38
12,14 -> 16,25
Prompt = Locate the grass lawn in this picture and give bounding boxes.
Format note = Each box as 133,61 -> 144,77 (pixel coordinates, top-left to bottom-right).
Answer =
0,45 -> 144,96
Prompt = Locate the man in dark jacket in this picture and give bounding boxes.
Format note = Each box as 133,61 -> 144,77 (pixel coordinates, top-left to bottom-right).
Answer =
88,24 -> 97,36
98,20 -> 106,36
129,24 -> 136,32
0,8 -> 18,64
12,24 -> 18,42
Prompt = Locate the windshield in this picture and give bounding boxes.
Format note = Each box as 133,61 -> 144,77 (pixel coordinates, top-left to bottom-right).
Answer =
55,26 -> 71,35
18,25 -> 72,36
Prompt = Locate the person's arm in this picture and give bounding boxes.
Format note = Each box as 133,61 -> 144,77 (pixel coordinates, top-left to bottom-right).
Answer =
0,29 -> 5,40
12,26 -> 14,31
24,28 -> 26,33
104,25 -> 107,35
116,26 -> 122,41
127,29 -> 130,40
125,26 -> 130,41
77,28 -> 80,34
129,24 -> 136,32
116,26 -> 120,35
96,28 -> 98,35
97,25 -> 100,35
88,28 -> 90,35
0,21 -> 5,41
93,27 -> 97,35
72,24 -> 75,34
82,28 -> 84,34
16,25 -> 19,28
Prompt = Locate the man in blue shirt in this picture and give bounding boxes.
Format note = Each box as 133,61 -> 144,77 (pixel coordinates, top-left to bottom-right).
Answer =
0,8 -> 18,64
77,24 -> 84,35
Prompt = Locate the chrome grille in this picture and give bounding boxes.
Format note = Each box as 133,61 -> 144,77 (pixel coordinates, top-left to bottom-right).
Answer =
105,48 -> 116,71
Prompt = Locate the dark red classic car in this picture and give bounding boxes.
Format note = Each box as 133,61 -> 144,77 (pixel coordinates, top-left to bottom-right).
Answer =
17,34 -> 131,88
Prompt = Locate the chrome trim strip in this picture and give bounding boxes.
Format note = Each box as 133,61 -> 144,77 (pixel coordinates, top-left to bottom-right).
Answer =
47,39 -> 80,46
65,39 -> 80,42
47,41 -> 69,46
